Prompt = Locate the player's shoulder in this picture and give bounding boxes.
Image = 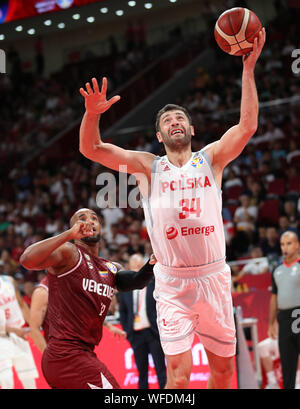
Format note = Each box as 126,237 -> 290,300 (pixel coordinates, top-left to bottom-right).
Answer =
272,263 -> 284,276
135,150 -> 156,170
200,143 -> 216,160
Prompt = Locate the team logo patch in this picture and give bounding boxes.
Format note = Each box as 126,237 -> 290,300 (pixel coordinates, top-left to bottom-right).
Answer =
191,154 -> 204,168
106,262 -> 117,274
165,226 -> 178,240
99,270 -> 108,277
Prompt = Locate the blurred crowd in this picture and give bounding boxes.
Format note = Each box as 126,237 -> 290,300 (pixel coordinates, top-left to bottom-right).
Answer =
0,1 -> 299,306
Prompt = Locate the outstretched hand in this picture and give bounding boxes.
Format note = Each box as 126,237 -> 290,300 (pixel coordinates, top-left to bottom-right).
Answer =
243,27 -> 266,70
79,77 -> 121,115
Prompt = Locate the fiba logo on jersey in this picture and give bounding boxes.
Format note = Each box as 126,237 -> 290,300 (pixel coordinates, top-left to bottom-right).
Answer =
165,226 -> 178,240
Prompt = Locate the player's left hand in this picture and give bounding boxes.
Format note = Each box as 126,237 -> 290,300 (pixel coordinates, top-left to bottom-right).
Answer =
111,327 -> 127,340
149,254 -> 157,265
243,27 -> 266,70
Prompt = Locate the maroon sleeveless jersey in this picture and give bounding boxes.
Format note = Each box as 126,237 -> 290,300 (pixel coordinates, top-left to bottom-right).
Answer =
37,276 -> 50,342
47,244 -> 116,350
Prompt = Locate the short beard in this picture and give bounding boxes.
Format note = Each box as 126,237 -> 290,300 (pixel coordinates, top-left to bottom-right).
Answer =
162,129 -> 192,151
81,234 -> 101,244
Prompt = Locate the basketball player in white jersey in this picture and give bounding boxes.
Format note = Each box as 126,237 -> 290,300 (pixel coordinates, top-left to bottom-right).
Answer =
0,275 -> 38,389
79,28 -> 266,389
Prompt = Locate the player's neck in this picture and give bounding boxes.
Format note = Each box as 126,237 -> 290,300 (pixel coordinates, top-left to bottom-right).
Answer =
284,254 -> 300,267
166,147 -> 192,168
75,240 -> 100,257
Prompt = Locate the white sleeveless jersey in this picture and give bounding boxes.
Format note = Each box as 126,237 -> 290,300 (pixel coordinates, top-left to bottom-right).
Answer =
142,150 -> 226,268
0,275 -> 25,328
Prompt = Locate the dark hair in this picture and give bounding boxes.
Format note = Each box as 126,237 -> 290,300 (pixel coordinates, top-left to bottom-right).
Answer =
155,104 -> 192,132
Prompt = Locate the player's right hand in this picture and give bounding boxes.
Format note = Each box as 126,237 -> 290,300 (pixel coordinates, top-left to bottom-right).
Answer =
268,323 -> 278,340
79,77 -> 120,115
70,220 -> 94,240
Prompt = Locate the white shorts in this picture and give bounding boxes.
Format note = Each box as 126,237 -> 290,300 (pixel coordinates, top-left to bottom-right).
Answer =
153,259 -> 236,357
0,333 -> 38,380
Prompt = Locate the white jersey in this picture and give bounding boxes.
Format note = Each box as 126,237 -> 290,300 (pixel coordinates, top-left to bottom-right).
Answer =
142,150 -> 226,268
0,275 -> 25,329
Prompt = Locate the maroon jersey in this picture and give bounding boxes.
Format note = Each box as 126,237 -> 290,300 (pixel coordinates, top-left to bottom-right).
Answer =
46,244 -> 116,350
36,275 -> 49,342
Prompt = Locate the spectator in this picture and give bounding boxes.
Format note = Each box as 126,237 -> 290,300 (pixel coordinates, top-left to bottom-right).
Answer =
286,140 -> 300,164
248,181 -> 265,207
106,224 -> 129,250
223,167 -> 243,190
0,213 -> 11,233
238,247 -> 269,276
127,233 -> 145,256
101,204 -> 124,230
260,226 -> 281,260
45,217 -> 60,237
283,200 -> 300,230
11,236 -> 25,263
278,215 -> 299,237
233,194 -> 258,234
14,216 -> 29,238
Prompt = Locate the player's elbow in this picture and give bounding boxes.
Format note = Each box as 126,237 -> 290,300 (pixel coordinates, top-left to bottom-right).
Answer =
19,252 -> 36,270
79,144 -> 92,158
79,144 -> 99,161
239,121 -> 257,138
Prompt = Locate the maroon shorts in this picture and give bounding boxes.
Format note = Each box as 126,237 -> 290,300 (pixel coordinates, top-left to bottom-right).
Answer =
42,343 -> 120,389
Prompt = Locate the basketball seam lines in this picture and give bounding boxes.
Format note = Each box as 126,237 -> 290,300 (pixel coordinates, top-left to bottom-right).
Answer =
228,11 -> 243,53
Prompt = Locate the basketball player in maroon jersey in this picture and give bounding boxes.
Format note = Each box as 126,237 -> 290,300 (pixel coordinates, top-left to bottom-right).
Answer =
20,208 -> 155,389
29,275 -> 126,354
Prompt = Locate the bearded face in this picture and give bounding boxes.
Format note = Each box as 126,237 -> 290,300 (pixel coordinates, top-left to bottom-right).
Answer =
156,110 -> 194,151
81,233 -> 101,244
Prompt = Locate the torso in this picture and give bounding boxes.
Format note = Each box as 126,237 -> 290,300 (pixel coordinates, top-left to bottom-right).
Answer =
273,258 -> 300,309
46,244 -> 116,350
142,149 -> 226,267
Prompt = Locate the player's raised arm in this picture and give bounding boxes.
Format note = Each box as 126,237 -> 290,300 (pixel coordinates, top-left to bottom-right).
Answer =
79,77 -> 155,175
210,27 -> 266,171
20,221 -> 93,273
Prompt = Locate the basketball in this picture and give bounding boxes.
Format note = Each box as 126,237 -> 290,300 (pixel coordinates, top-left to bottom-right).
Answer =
214,8 -> 262,56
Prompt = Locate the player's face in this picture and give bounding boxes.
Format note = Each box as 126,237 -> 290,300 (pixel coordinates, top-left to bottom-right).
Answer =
280,234 -> 299,261
75,210 -> 101,243
156,110 -> 194,150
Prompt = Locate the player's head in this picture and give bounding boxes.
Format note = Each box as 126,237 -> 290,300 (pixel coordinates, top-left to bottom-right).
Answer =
155,104 -> 194,150
70,208 -> 101,244
280,231 -> 300,261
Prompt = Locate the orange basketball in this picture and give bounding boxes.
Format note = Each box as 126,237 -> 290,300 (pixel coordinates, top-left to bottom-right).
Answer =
214,7 -> 262,56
